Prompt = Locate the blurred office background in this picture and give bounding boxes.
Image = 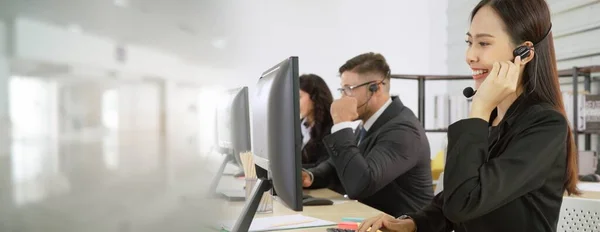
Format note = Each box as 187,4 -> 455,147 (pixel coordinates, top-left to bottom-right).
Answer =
0,0 -> 598,231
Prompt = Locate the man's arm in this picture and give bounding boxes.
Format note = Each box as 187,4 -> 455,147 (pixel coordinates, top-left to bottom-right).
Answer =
330,120 -> 362,134
305,158 -> 336,189
323,123 -> 423,199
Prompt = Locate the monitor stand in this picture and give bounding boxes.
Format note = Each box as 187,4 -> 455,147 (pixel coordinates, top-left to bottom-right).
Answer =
233,170 -> 245,178
230,178 -> 272,232
208,154 -> 247,201
301,194 -> 334,206
207,154 -> 234,197
219,188 -> 246,201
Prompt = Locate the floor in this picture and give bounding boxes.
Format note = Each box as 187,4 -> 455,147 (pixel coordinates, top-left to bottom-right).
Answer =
0,131 -> 238,232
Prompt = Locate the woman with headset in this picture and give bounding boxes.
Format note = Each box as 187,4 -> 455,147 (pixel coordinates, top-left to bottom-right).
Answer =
358,0 -> 579,231
299,74 -> 334,169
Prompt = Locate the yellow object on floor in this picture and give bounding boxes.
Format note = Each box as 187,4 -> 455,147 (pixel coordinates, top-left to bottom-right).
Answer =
431,149 -> 445,181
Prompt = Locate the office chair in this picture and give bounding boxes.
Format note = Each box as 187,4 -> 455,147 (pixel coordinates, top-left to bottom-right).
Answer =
556,197 -> 600,232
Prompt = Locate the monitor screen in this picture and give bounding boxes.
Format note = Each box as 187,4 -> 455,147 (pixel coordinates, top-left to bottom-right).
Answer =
251,56 -> 303,211
215,86 -> 251,163
216,100 -> 233,149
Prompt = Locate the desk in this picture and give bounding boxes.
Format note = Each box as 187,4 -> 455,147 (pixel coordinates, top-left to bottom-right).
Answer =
214,177 -> 383,231
578,182 -> 600,199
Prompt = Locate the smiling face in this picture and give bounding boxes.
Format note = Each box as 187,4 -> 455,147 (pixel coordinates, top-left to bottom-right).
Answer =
465,5 -> 517,89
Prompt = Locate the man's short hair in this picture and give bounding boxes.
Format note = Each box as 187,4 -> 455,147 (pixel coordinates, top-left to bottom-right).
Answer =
339,52 -> 391,81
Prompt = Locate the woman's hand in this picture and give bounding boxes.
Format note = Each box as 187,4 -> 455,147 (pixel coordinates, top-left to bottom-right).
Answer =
357,214 -> 416,232
470,56 -> 522,121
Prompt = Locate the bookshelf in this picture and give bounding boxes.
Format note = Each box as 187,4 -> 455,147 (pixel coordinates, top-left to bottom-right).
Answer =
390,74 -> 471,133
391,65 -> 600,149
559,65 -> 600,150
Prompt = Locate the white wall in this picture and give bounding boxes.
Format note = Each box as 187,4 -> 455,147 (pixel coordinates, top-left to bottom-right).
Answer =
58,82 -> 105,134
12,17 -> 236,83
166,82 -> 202,154
446,0 -> 477,95
117,81 -> 160,132
202,0 -> 451,157
0,19 -> 9,156
9,76 -> 59,140
9,1 -> 454,157
225,0 -> 440,93
14,17 -> 119,71
550,0 -> 600,70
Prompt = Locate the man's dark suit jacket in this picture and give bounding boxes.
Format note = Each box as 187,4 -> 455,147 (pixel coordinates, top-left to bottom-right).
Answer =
307,96 -> 434,216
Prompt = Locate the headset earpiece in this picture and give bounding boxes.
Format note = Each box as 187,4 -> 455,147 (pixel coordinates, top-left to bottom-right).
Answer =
369,84 -> 379,93
513,45 -> 531,60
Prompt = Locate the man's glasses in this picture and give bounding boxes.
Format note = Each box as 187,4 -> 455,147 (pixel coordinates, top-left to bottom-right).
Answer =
337,80 -> 384,97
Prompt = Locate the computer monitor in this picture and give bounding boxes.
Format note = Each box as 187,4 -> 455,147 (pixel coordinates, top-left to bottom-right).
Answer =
231,56 -> 303,231
207,86 -> 251,197
217,86 -> 251,164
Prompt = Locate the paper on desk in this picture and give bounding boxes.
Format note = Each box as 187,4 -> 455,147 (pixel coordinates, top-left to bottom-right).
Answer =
578,182 -> 600,192
218,214 -> 336,231
332,199 -> 352,205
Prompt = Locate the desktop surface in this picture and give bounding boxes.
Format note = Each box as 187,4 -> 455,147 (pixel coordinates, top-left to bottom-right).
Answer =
212,178 -> 600,231
213,176 -> 382,231
578,181 -> 600,199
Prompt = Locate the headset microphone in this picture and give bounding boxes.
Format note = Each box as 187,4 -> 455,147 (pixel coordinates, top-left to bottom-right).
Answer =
463,87 -> 476,98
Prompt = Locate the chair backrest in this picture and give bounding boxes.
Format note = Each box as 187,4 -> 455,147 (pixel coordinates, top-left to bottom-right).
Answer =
557,197 -> 600,232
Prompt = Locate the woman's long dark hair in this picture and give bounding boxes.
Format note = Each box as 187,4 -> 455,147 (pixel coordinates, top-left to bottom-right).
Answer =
471,0 -> 579,195
299,74 -> 334,164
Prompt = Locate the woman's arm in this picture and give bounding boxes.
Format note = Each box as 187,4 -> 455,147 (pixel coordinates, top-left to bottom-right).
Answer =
405,192 -> 454,232
442,108 -> 568,223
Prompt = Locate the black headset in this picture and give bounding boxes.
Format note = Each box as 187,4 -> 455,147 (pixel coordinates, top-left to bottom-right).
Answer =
357,80 -> 384,109
514,24 -> 553,95
512,45 -> 536,94
513,45 -> 531,61
368,83 -> 379,93
368,78 -> 387,93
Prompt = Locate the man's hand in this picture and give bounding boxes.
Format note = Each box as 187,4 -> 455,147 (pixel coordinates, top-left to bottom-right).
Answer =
357,214 -> 416,232
331,96 -> 359,124
302,170 -> 313,187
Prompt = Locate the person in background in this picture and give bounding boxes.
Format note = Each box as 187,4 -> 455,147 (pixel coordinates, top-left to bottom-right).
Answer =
358,0 -> 580,231
299,74 -> 334,169
302,52 -> 434,217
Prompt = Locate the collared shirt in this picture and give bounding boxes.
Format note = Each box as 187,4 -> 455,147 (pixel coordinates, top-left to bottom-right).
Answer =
330,97 -> 393,134
300,118 -> 311,150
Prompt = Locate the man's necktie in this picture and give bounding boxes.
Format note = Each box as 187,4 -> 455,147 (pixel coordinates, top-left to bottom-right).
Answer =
358,127 -> 367,144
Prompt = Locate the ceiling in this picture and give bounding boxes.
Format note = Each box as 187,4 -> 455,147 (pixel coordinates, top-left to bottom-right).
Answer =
1,0 -> 426,79
1,0 -> 251,69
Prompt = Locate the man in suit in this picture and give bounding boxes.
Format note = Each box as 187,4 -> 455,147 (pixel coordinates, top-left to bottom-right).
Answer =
302,52 -> 434,216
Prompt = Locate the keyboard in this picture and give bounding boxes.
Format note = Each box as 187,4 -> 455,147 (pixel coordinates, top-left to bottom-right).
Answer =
327,227 -> 382,232
326,228 -> 354,232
